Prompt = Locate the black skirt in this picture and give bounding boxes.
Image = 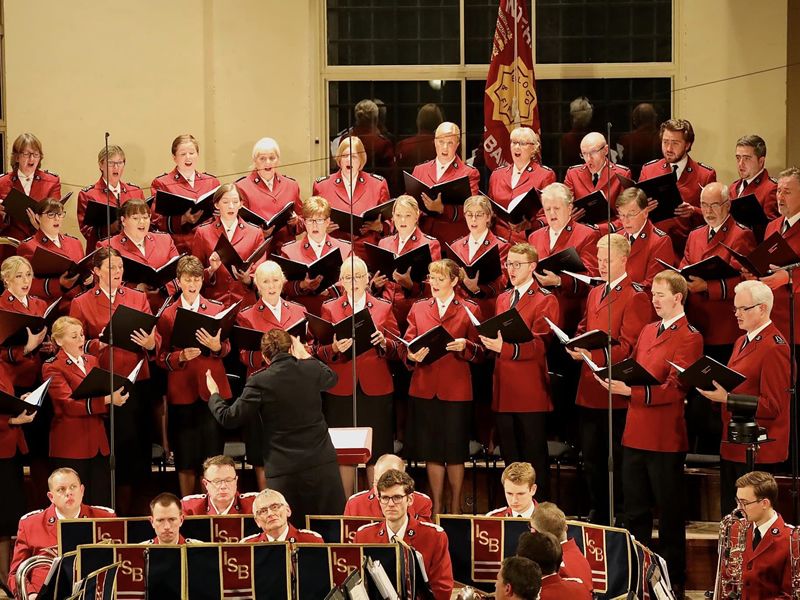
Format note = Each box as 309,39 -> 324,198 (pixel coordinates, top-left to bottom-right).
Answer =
408,396 -> 470,464
324,387 -> 393,464
0,455 -> 25,536
168,401 -> 224,472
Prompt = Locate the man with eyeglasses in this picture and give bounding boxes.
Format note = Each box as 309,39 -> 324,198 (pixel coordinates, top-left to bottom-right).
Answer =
8,468 -> 115,598
479,243 -> 558,497
697,281 -> 790,515
354,469 -> 453,600
77,145 -> 145,252
639,118 -> 716,255
722,471 -> 791,597
181,455 -> 257,516
242,489 -> 323,543
563,132 -> 631,205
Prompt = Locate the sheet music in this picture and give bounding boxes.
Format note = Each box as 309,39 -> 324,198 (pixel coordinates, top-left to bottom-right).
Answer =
580,352 -> 601,373
666,360 -> 685,373
127,360 -> 145,383
348,580 -> 370,600
25,377 -> 51,407
213,299 -> 242,320
329,427 -> 372,451
366,559 -> 400,600
544,317 -> 569,344
461,304 -> 481,327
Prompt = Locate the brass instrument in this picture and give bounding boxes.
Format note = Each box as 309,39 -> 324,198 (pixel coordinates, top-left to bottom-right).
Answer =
14,554 -> 55,600
790,525 -> 800,599
712,508 -> 748,600
456,585 -> 496,599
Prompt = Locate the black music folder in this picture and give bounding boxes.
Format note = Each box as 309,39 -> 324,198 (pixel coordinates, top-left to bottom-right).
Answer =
239,202 -> 294,232
306,309 -> 378,356
671,356 -> 746,392
573,190 -> 610,225
83,200 -> 120,228
72,360 -> 144,399
546,317 -> 617,350
213,235 -> 270,272
121,254 -> 183,287
561,269 -> 605,287
730,193 -> 768,230
0,377 -> 50,416
98,305 -> 159,354
489,188 -> 541,224
445,243 -> 503,284
536,247 -> 586,274
169,301 -> 241,353
617,172 -> 682,223
4,189 -> 72,229
364,242 -> 432,283
153,187 -> 219,221
466,305 -> 533,344
393,325 -> 454,365
30,247 -> 98,278
232,318 -> 308,351
721,231 -> 800,278
656,255 -> 740,281
270,250 -> 344,292
403,172 -> 472,208
0,298 -> 61,345
584,355 -> 660,386
329,198 -> 396,234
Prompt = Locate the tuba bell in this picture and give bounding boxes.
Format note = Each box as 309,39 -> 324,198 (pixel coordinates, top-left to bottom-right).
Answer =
14,554 -> 55,600
712,508 -> 748,600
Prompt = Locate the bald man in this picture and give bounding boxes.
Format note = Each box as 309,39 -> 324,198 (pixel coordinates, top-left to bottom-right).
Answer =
563,132 -> 631,205
343,453 -> 433,520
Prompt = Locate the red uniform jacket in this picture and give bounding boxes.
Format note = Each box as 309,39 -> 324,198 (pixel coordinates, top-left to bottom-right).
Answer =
733,514 -> 793,600
721,323 -> 791,464
488,161 -> 557,243
450,231 -> 510,318
69,286 -> 159,381
149,168 -> 221,254
574,277 -> 651,410
539,573 -> 592,600
491,284 -> 559,413
42,351 -> 110,459
312,170 -> 391,259
344,489 -> 433,521
280,236 -> 352,316
681,219 -> 756,345
729,170 -> 779,221
411,157 -> 480,244
192,217 -> 265,307
762,216 -> 800,340
181,491 -> 258,515
236,298 -> 307,375
0,363 -> 27,458
485,502 -> 537,517
622,316 -> 703,452
354,516 -> 453,600
563,161 -> 631,206
77,178 -> 145,251
316,294 -> 399,397
242,524 -> 323,544
528,221 -> 599,333
0,292 -> 48,388
17,232 -> 86,308
376,227 -> 441,332
235,171 -> 301,252
0,169 -> 61,243
99,231 -> 180,312
156,296 -> 233,405
639,156 -> 716,251
560,537 -> 594,594
403,297 -> 483,401
8,503 -> 116,597
624,220 -> 677,288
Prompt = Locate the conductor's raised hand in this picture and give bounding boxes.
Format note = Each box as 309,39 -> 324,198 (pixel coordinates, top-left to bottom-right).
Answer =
205,369 -> 220,396
290,335 -> 311,359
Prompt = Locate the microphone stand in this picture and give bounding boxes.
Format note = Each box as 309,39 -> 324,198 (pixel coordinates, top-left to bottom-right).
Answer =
604,122 -> 615,526
103,132 -> 117,511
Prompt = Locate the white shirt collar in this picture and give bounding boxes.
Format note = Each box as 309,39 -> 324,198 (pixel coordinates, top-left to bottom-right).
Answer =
44,232 -> 62,247
548,224 -> 566,249
755,509 -> 779,540
468,229 -> 489,260
350,293 -> 367,314
708,215 -> 730,236
103,179 -> 121,196
512,502 -> 535,519
435,157 -> 455,180
630,222 -> 647,240
179,169 -> 195,187
308,236 -> 327,259
514,278 -> 535,298
130,235 -> 147,256
670,155 -> 689,179
267,525 -> 290,542
264,176 -> 274,192
397,231 -> 414,253
386,516 -> 409,542
660,312 -> 685,331
221,218 -> 238,241
210,497 -> 235,516
181,294 -> 201,312
607,272 -> 628,289
747,319 -> 773,342
65,351 -> 86,374
263,298 -> 282,321
744,168 -> 765,186
13,294 -> 29,308
18,169 -> 34,195
55,508 -> 80,521
437,292 -> 455,316
100,286 -> 116,303
784,212 -> 800,230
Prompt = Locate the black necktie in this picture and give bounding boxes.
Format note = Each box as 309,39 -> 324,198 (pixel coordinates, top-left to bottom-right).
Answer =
592,172 -> 599,186
511,289 -> 520,308
782,220 -> 790,235
601,284 -> 610,300
672,164 -> 679,178
657,323 -> 665,337
752,527 -> 762,550
739,180 -> 747,197
628,234 -> 635,247
740,336 -> 749,352
707,228 -> 715,243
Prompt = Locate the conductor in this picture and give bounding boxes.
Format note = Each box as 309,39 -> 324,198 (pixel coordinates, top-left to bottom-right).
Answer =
205,329 -> 346,526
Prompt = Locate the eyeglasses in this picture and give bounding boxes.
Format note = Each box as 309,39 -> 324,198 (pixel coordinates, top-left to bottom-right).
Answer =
20,151 -> 41,159
465,212 -> 487,219
106,160 -> 126,167
618,209 -> 645,220
43,212 -> 65,219
206,477 -> 237,488
510,141 -> 534,147
341,273 -> 369,282
305,218 -> 328,226
579,145 -> 606,160
733,303 -> 762,314
255,503 -> 286,516
735,497 -> 762,508
700,201 -> 730,210
504,261 -> 532,270
378,494 -> 408,505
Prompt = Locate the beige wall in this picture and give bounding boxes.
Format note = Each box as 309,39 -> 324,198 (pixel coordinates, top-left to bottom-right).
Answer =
674,0 -> 789,183
4,0 -> 319,238
787,0 -> 800,166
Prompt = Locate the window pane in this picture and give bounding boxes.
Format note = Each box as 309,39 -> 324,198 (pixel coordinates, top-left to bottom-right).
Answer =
464,0 -> 499,65
536,0 -> 672,64
328,80 -> 462,195
327,0 -> 460,66
464,77 -> 671,183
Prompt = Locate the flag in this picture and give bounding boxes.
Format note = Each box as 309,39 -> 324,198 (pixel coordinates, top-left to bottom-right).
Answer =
483,0 -> 540,170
